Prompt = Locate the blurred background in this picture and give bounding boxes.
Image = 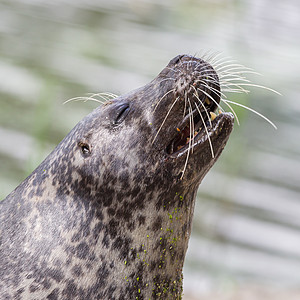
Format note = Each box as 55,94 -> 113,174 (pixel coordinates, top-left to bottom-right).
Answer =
0,0 -> 299,299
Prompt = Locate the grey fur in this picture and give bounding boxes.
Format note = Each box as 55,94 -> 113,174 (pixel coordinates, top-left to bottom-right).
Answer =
0,55 -> 233,299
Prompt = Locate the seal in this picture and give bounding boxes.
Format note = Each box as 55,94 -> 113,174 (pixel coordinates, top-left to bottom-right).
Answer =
0,54 -> 234,299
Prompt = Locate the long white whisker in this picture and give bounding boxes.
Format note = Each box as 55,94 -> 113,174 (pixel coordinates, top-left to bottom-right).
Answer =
157,78 -> 176,85
91,92 -> 118,99
223,99 -> 277,129
191,86 -> 212,127
222,88 -> 249,94
183,91 -> 188,118
197,87 -> 227,117
152,97 -> 180,144
190,100 -> 195,152
89,93 -> 116,103
210,58 -> 237,69
219,70 -> 261,77
153,89 -> 175,111
219,75 -> 251,82
220,98 -> 240,125
180,103 -> 193,180
194,78 -> 227,99
220,82 -> 250,94
194,100 -> 215,159
63,96 -> 106,105
204,52 -> 224,65
215,64 -> 253,73
223,83 -> 281,95
165,66 -> 183,75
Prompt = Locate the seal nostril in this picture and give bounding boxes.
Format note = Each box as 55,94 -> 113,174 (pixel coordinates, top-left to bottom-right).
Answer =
113,103 -> 130,125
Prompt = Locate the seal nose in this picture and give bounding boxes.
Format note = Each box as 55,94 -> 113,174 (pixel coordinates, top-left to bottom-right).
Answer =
169,54 -> 185,65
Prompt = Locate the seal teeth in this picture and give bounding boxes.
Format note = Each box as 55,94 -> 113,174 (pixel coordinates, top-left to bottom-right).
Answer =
205,98 -> 211,105
210,112 -> 217,121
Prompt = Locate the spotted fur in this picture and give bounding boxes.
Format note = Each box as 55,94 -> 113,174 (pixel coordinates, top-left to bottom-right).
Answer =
0,55 -> 233,299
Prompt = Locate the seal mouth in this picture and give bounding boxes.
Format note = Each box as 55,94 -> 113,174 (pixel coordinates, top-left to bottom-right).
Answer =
166,100 -> 221,156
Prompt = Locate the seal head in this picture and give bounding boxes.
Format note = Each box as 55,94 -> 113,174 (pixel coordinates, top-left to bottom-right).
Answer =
0,55 -> 233,299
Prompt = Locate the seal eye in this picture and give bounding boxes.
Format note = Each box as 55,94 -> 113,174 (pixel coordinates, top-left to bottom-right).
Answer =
113,103 -> 130,125
78,142 -> 91,156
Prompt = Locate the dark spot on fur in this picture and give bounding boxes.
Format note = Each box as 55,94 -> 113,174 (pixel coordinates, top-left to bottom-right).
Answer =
96,264 -> 109,288
112,236 -> 123,250
46,267 -> 64,283
29,284 -> 39,293
62,280 -> 77,297
127,221 -> 136,231
46,288 -> 59,300
107,219 -> 118,239
71,265 -> 83,278
14,287 -> 25,298
138,215 -> 146,226
107,207 -> 115,216
152,216 -> 162,231
75,242 -> 90,259
102,234 -> 110,248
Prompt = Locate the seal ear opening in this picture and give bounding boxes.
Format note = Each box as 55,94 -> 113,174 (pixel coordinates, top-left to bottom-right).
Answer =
78,141 -> 91,156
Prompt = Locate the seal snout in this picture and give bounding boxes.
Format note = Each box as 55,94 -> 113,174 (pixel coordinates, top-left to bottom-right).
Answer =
163,56 -> 224,156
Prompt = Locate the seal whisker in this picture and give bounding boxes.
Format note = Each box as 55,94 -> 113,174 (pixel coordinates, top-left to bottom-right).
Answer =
219,70 -> 261,77
63,92 -> 118,106
165,66 -> 183,75
222,99 -> 277,129
157,77 -> 176,85
211,60 -> 241,71
222,83 -> 281,95
63,96 -> 107,105
216,64 -> 254,72
221,88 -> 249,94
219,81 -> 250,94
204,53 -> 231,65
201,50 -> 223,65
88,93 -> 117,104
192,73 -> 242,125
193,74 -> 222,89
196,86 -> 226,115
191,85 -> 212,127
91,92 -> 119,99
153,88 -> 176,111
183,91 -> 188,118
192,70 -> 221,83
206,53 -> 229,66
214,63 -> 253,73
189,98 -> 196,152
219,98 -> 241,125
152,96 -> 180,144
193,57 -> 277,130
180,103 -> 193,179
195,79 -> 226,100
219,74 -> 252,82
194,98 -> 215,159
180,60 -> 194,69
